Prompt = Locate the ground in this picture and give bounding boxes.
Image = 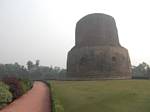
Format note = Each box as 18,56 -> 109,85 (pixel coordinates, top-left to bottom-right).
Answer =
1,81 -> 51,112
51,80 -> 150,112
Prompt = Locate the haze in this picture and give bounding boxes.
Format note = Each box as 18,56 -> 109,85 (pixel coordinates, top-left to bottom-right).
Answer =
0,0 -> 150,68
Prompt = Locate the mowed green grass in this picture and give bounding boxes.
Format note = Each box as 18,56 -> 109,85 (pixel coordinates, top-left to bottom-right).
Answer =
51,80 -> 150,112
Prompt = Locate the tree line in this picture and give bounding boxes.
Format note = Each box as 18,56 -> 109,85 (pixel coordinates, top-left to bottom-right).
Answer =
0,60 -> 66,80
0,60 -> 150,80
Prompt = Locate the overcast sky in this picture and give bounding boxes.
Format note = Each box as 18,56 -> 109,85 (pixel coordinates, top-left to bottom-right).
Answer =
0,0 -> 150,68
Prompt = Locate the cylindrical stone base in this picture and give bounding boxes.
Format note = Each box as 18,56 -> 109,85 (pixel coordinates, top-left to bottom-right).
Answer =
67,46 -> 132,80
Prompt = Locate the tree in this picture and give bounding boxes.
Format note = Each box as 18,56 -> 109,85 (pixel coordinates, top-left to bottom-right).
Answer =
26,61 -> 33,71
35,60 -> 40,67
132,62 -> 150,78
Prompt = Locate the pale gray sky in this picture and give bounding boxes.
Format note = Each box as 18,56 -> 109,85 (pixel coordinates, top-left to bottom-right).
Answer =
0,0 -> 150,68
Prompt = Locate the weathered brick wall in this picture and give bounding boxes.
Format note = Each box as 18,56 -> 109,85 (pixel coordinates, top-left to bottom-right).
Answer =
67,13 -> 132,79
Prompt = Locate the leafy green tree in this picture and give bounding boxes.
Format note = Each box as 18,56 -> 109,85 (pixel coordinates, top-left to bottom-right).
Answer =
132,62 -> 150,78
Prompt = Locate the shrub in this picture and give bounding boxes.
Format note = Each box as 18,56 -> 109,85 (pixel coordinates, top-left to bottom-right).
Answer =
0,77 -> 33,109
52,96 -> 64,112
19,79 -> 33,94
0,82 -> 13,109
2,77 -> 23,100
50,83 -> 64,112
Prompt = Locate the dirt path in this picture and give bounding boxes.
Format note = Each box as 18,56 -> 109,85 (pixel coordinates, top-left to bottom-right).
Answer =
1,81 -> 51,112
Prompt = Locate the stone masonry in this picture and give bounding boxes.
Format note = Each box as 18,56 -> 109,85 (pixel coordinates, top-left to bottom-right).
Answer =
67,13 -> 132,80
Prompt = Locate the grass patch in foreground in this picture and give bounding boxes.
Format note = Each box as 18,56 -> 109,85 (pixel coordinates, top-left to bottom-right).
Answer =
51,80 -> 150,112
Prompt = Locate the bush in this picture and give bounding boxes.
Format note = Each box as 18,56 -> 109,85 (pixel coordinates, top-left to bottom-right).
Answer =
0,78 -> 33,109
2,77 -> 23,100
19,79 -> 33,94
0,82 -> 13,109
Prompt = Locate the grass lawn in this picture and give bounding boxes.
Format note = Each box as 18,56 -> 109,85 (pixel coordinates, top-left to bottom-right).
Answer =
51,80 -> 150,112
